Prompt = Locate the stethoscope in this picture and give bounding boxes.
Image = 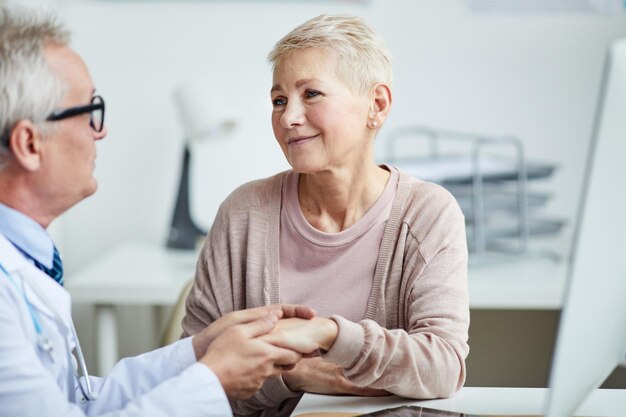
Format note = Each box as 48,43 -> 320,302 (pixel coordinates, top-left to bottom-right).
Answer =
0,262 -> 98,403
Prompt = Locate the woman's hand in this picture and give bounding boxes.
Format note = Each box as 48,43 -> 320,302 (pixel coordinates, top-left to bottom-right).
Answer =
260,317 -> 339,354
192,305 -> 315,360
282,357 -> 389,396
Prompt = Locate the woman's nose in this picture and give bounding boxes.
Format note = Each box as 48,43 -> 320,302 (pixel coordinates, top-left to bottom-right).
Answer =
280,101 -> 305,128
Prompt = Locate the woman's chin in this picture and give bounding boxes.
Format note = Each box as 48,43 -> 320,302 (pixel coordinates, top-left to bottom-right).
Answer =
287,159 -> 324,175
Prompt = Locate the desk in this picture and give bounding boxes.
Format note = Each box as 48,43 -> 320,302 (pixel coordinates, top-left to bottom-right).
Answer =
293,387 -> 626,416
66,242 -> 568,375
66,242 -> 198,374
468,256 -> 566,310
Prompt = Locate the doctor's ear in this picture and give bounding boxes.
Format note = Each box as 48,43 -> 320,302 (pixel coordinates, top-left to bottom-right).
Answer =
7,120 -> 44,172
368,83 -> 392,130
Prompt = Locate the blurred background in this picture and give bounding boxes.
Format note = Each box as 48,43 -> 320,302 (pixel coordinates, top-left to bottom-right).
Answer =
8,0 -> 626,388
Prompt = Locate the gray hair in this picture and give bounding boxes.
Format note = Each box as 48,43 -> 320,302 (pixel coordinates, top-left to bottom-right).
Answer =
268,14 -> 393,96
0,5 -> 70,165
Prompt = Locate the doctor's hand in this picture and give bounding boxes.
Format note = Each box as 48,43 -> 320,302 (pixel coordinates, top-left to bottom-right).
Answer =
281,356 -> 389,396
192,304 -> 315,361
199,312 -> 303,400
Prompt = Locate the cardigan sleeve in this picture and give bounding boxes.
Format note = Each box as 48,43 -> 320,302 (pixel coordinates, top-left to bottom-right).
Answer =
181,180 -> 302,417
322,185 -> 470,399
181,177 -> 264,335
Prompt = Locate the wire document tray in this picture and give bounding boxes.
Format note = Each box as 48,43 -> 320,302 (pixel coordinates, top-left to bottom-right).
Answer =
385,126 -> 564,264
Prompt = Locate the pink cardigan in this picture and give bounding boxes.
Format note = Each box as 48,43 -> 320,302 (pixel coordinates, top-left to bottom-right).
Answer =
182,169 -> 470,416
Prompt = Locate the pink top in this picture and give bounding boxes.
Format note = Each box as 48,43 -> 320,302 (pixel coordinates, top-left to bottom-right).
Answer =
279,167 -> 399,322
183,169 -> 469,416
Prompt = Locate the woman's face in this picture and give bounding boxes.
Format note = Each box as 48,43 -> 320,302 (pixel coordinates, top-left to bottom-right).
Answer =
270,48 -> 372,174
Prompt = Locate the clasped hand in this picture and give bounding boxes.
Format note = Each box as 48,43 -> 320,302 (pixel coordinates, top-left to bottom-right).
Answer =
261,317 -> 388,397
194,309 -> 387,400
193,305 -> 319,400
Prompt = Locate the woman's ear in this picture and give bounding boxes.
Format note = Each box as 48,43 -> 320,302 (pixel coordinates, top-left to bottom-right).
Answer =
368,83 -> 392,130
7,120 -> 44,172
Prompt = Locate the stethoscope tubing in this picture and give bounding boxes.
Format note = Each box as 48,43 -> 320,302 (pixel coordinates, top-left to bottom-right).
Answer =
0,262 -> 97,402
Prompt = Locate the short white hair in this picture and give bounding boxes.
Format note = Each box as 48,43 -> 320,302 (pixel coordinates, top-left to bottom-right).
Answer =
0,5 -> 70,165
268,14 -> 393,96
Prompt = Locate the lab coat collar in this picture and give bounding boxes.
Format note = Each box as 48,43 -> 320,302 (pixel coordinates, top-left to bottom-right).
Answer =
0,232 -> 30,273
0,203 -> 55,269
0,233 -> 71,322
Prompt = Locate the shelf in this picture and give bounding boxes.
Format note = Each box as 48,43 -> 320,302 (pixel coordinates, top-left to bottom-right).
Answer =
392,154 -> 556,184
384,125 -> 566,262
455,190 -> 551,216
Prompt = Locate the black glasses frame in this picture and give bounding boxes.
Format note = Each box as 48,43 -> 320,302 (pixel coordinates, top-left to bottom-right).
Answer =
46,95 -> 105,132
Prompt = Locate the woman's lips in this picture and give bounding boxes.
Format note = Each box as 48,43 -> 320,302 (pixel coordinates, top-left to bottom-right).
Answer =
288,134 -> 319,145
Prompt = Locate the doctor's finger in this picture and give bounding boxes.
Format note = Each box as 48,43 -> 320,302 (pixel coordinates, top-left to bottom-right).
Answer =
238,314 -> 280,338
222,306 -> 282,326
271,346 -> 302,366
277,304 -> 316,320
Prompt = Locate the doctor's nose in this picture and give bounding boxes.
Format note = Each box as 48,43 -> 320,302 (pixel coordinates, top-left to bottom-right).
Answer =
94,126 -> 107,141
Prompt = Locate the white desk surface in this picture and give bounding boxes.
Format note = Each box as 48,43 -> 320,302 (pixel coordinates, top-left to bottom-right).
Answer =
67,241 -> 568,310
294,387 -> 626,416
468,256 -> 566,310
67,242 -> 198,305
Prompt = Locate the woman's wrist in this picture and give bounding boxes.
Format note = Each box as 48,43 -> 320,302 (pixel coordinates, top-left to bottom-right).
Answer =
282,372 -> 301,392
318,317 -> 339,351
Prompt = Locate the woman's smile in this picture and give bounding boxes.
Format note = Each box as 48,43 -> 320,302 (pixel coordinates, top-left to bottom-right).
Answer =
288,134 -> 319,146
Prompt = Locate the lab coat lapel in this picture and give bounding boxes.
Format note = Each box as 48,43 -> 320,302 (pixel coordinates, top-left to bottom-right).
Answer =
0,233 -> 72,323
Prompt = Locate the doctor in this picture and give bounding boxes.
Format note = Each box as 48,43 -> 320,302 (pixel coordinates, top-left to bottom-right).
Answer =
0,6 -> 317,417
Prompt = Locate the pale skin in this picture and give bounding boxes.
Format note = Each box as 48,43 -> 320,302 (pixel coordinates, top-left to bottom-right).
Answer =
261,318 -> 387,396
267,47 -> 393,395
0,43 -> 106,228
270,48 -> 392,234
0,42 -> 318,401
194,305 -> 316,400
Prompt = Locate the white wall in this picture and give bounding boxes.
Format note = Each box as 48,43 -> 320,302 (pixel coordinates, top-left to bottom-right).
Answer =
45,0 -> 626,370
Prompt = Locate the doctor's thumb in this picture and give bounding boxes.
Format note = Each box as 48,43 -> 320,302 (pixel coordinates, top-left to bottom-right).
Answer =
242,314 -> 280,338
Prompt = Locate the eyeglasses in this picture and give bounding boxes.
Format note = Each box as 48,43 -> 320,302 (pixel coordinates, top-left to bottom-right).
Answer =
46,95 -> 105,133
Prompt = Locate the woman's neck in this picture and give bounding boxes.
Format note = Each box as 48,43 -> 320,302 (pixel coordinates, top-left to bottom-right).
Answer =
298,164 -> 390,233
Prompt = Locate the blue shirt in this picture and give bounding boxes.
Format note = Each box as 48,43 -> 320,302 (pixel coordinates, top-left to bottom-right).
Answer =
0,203 -> 54,269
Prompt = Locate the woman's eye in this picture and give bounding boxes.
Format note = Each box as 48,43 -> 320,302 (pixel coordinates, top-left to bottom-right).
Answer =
272,97 -> 286,107
305,90 -> 321,98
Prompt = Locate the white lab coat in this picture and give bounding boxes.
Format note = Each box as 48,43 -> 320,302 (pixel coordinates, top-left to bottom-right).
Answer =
0,234 -> 232,417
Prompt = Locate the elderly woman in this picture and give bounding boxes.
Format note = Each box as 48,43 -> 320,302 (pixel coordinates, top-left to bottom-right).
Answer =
182,14 -> 469,416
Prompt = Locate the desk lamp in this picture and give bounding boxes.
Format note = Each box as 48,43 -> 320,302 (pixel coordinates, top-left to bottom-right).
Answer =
166,81 -> 235,249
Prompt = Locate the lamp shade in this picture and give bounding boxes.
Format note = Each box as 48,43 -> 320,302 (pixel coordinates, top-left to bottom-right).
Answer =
172,80 -> 235,142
